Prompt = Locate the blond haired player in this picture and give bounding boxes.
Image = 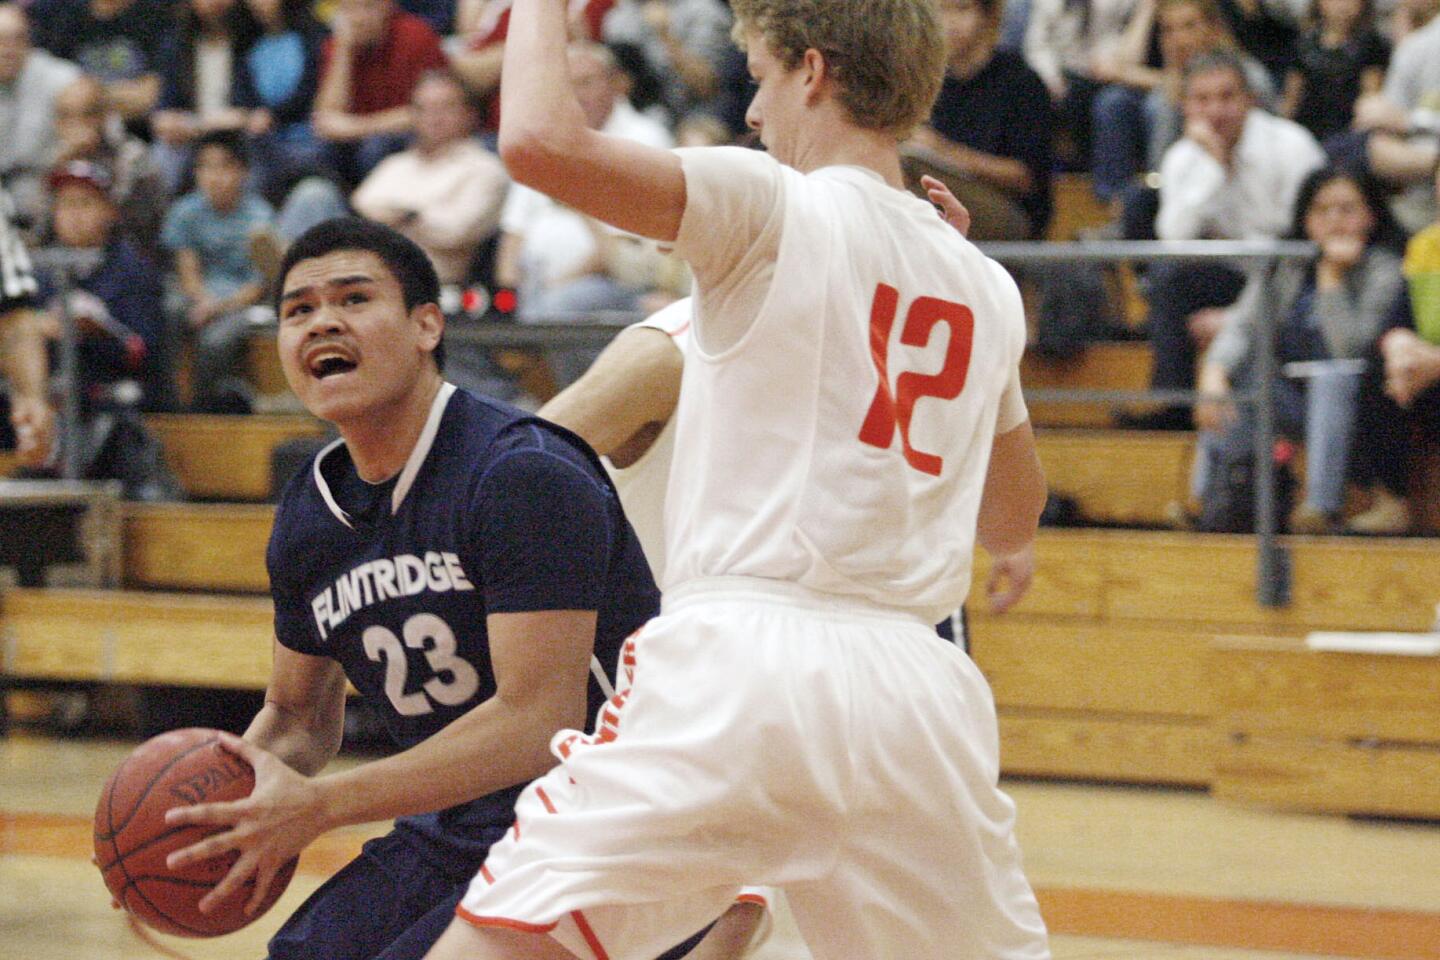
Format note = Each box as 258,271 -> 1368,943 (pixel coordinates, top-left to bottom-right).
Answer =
426,0 -> 1051,957
535,183 -> 1030,960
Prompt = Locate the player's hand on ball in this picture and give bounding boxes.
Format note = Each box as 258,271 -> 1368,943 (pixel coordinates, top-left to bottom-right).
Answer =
163,733 -> 326,916
986,544 -> 1035,614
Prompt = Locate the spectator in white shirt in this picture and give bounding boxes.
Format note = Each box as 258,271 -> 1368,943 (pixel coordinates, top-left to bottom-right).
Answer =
351,69 -> 508,286
493,41 -> 672,386
1121,47 -> 1325,429
0,3 -> 81,229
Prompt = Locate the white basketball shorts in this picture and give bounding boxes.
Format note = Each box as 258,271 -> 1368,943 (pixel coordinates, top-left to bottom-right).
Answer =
456,577 -> 1050,960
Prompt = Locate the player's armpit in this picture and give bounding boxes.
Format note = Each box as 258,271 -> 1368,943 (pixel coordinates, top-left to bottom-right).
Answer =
539,325 -> 684,460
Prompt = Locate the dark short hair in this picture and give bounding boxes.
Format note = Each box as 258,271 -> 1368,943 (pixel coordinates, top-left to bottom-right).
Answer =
275,217 -> 446,371
1181,47 -> 1251,97
1290,164 -> 1407,253
193,128 -> 250,168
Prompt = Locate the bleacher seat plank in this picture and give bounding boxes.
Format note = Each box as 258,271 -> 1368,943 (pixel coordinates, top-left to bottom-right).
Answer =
123,503 -> 273,593
1106,535 -> 1440,631
1022,343 -> 1152,427
1,588 -> 273,688
1046,174 -> 1109,242
1213,735 -> 1440,818
1211,637 -> 1440,745
971,618 -> 1216,719
1036,430 -> 1191,525
998,712 -> 1214,786
148,414 -> 326,501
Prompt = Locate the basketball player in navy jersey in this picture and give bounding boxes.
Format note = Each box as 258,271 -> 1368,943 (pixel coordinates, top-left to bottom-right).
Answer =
161,219 -> 711,960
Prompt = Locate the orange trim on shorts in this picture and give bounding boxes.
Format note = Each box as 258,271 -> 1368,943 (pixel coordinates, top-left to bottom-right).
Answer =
454,905 -> 559,935
736,893 -> 768,908
570,909 -> 612,960
480,863 -> 495,884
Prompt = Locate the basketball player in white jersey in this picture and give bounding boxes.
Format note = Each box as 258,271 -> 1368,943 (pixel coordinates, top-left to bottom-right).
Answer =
534,181 -> 1030,960
425,0 -> 1051,957
540,178 -> 1034,614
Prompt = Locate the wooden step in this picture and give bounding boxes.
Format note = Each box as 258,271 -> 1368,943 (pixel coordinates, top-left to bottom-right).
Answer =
148,414 -> 328,501
965,530 -> 1440,785
0,588 -> 274,688
123,502 -> 274,593
1036,429 -> 1190,526
1210,636 -> 1440,817
1022,343 -> 1152,427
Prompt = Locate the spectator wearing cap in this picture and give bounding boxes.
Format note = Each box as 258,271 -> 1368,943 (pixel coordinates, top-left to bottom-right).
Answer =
43,159 -> 172,414
0,3 -> 82,230
311,0 -> 449,186
50,74 -> 169,249
37,158 -> 180,498
160,129 -> 279,413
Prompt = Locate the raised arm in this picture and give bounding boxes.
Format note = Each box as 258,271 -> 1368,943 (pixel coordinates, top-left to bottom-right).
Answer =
499,0 -> 686,241
539,324 -> 683,461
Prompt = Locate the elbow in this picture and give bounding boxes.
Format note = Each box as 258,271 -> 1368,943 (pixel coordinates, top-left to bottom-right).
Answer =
498,125 -> 580,191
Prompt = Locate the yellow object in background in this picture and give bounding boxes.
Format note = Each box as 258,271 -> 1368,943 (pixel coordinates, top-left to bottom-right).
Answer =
1404,223 -> 1440,344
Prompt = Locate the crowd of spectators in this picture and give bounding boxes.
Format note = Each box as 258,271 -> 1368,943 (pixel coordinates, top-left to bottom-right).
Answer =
0,0 -> 1437,529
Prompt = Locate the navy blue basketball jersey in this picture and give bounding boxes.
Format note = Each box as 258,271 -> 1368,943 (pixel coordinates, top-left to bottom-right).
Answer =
267,383 -> 660,862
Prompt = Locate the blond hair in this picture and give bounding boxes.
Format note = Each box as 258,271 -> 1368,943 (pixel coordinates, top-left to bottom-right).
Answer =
731,0 -> 946,139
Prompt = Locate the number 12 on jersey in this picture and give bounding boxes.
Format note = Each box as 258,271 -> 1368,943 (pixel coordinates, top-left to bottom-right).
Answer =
858,283 -> 975,476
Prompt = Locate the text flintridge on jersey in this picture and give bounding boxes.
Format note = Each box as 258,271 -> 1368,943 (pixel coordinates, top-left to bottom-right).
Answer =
311,552 -> 474,640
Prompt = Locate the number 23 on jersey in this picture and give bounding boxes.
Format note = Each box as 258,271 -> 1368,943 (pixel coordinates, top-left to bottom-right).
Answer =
858,283 -> 975,477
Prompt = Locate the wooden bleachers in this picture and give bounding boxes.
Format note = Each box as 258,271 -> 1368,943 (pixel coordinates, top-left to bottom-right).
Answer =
1,588 -> 274,689
148,414 -> 327,501
967,531 -> 1440,787
1211,636 -> 1440,818
1022,342 -> 1151,428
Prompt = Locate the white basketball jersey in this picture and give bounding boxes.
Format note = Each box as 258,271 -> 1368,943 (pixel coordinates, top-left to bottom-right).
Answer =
603,298 -> 692,582
666,148 -> 1027,624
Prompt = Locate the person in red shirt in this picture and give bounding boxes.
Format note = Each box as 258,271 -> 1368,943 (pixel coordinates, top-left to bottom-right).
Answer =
312,0 -> 449,185
451,0 -> 614,133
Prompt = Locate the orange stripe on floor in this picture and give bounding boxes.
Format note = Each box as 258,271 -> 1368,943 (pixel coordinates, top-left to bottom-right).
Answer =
1038,888 -> 1440,960
0,811 -> 368,877
8,811 -> 1440,959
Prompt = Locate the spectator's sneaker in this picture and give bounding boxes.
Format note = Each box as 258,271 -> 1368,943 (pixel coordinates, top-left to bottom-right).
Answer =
1345,490 -> 1412,535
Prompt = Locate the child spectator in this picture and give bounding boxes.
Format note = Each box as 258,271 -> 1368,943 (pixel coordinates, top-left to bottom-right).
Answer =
50,75 -> 169,251
161,130 -> 278,413
39,160 -> 181,499
1194,166 -> 1406,533
1282,0 -> 1389,142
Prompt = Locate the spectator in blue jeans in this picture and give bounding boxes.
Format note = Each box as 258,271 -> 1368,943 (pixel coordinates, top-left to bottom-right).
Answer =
1193,166 -> 1406,533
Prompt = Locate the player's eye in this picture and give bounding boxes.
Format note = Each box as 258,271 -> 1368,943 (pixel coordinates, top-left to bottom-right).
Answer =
343,291 -> 369,305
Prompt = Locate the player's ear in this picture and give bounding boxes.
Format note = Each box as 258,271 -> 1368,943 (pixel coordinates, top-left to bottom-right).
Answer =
801,48 -> 829,105
412,302 -> 445,355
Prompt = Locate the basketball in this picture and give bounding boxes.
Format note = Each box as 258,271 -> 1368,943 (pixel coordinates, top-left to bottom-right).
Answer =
92,728 -> 298,937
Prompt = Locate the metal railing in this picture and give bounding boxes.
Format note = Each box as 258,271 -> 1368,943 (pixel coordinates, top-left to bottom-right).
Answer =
413,240 -> 1321,607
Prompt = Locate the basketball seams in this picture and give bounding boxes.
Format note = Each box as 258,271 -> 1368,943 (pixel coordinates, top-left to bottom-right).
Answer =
96,728 -> 294,937
99,732 -> 222,841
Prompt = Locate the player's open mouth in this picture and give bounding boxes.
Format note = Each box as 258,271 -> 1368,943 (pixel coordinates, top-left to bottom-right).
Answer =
307,350 -> 359,379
